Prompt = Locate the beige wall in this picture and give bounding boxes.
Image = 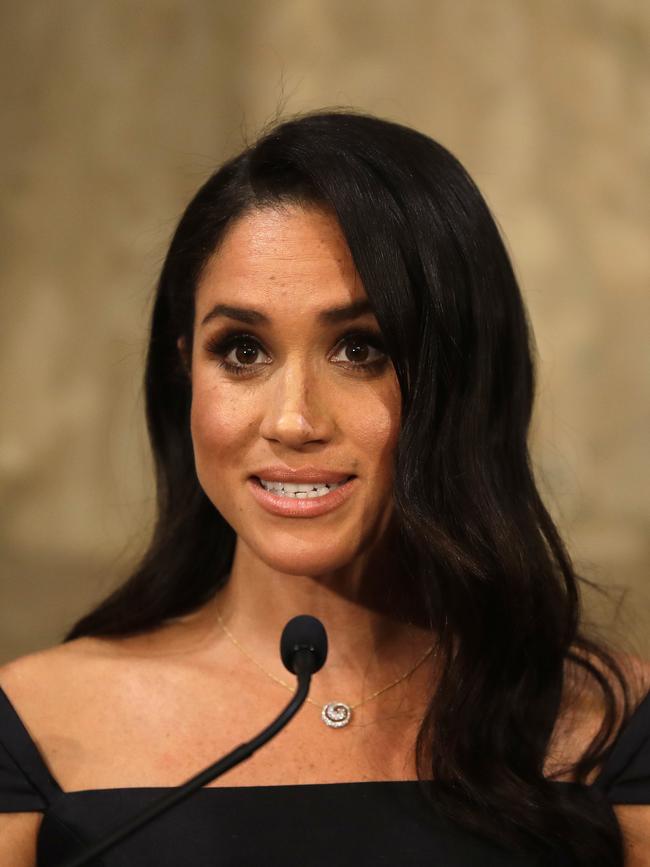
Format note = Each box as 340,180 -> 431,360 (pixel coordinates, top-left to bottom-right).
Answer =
1,1 -> 648,663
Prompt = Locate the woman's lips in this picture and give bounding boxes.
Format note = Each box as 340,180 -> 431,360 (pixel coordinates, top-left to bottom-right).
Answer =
247,475 -> 358,517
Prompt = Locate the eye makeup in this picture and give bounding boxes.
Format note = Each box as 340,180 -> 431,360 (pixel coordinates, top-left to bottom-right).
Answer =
203,328 -> 389,378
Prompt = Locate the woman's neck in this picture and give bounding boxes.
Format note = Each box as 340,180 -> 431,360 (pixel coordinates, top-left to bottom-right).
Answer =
197,535 -> 435,709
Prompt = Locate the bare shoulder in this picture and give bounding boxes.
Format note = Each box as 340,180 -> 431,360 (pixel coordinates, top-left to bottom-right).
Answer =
0,636 -> 113,676
608,648 -> 650,701
0,812 -> 41,867
546,646 -> 650,779
0,634 -> 174,794
552,647 -> 650,865
606,652 -> 650,867
0,616 -> 231,715
0,641 -> 111,867
565,645 -> 650,717
0,637 -> 116,709
622,652 -> 650,703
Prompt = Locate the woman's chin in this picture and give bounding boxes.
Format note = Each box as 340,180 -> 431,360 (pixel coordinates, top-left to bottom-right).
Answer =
252,546 -> 354,575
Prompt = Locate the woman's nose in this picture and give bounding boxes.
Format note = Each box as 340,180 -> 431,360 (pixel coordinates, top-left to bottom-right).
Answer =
258,361 -> 329,446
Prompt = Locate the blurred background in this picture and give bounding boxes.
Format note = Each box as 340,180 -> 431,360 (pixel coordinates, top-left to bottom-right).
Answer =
1,1 -> 648,664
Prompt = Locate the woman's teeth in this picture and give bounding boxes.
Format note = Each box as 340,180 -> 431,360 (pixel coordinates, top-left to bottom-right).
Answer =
257,478 -> 349,498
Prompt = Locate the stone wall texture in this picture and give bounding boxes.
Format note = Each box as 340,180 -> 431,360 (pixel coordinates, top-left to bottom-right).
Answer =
1,0 -> 648,662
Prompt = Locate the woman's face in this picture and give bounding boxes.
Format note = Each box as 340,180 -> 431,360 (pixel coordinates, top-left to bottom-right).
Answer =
186,204 -> 402,579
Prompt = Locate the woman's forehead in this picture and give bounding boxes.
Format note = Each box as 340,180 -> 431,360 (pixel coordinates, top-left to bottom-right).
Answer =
195,205 -> 369,324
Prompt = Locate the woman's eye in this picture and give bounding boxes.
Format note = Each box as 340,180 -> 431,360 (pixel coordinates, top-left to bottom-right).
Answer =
332,336 -> 386,367
207,335 -> 270,373
224,340 -> 260,367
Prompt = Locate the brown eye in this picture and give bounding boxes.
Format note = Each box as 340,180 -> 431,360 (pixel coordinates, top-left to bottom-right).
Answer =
227,339 -> 262,367
345,340 -> 370,364
331,334 -> 386,368
203,333 -> 268,377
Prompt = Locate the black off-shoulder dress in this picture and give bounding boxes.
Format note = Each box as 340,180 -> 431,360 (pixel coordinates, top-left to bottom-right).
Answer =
1,686 -> 649,866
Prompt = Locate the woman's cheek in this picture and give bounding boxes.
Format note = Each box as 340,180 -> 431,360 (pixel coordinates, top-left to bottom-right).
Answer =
353,398 -> 400,465
190,385 -> 247,482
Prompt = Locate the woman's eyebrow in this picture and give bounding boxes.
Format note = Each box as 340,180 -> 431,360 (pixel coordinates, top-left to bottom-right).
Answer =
200,299 -> 373,328
200,303 -> 266,327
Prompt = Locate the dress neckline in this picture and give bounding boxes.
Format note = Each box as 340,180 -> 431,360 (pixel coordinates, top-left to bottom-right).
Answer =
1,683 -> 648,798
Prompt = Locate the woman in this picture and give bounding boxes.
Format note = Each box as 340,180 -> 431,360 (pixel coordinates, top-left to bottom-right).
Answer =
0,110 -> 648,866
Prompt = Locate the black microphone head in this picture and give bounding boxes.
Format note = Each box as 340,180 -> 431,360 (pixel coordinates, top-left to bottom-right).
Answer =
280,615 -> 328,674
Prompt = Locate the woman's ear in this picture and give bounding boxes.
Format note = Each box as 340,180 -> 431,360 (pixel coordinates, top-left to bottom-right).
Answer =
177,336 -> 191,379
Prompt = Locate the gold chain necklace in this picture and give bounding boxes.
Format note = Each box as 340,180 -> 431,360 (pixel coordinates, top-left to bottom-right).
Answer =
214,604 -> 436,729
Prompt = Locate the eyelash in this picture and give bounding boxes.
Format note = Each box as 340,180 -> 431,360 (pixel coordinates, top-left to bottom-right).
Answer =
204,329 -> 388,377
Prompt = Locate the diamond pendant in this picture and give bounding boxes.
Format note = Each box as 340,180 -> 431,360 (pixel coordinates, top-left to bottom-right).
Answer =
321,701 -> 352,728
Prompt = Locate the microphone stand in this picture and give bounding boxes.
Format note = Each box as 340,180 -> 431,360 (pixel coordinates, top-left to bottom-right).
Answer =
55,650 -> 314,867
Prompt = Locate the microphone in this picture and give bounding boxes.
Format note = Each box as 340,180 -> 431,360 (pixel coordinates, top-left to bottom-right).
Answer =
55,615 -> 328,867
280,613 -> 327,675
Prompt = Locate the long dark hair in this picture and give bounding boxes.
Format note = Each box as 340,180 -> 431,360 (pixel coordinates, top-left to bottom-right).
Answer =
66,110 -> 631,863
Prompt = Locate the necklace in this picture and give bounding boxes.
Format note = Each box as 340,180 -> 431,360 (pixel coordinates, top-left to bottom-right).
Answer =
214,604 -> 436,729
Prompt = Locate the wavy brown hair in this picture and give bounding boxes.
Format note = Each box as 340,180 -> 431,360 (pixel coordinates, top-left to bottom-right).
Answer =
66,110 -> 632,865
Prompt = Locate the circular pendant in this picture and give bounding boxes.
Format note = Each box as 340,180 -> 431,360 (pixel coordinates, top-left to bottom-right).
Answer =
321,701 -> 352,728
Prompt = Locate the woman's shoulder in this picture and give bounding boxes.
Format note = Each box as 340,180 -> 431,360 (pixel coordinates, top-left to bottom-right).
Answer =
0,608 -> 239,711
0,631 -> 225,793
0,640 -> 116,839
1,636 -> 118,674
0,638 -> 119,707
617,651 -> 650,707
0,634 -> 176,761
567,646 -> 650,718
0,619 -> 204,689
544,647 -> 650,782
